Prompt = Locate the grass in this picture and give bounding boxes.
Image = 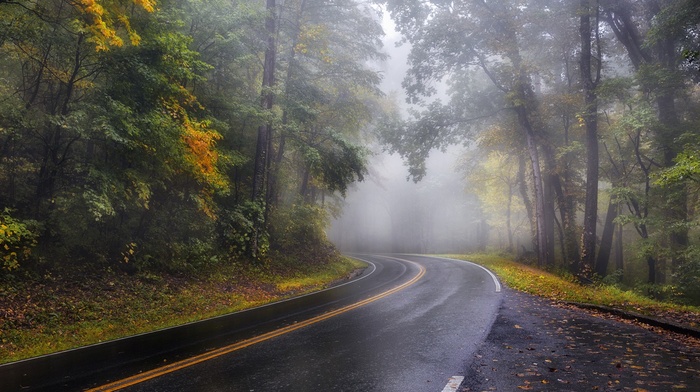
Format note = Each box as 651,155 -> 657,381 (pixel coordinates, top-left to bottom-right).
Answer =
5,252 -> 696,365
444,253 -> 700,326
0,255 -> 367,364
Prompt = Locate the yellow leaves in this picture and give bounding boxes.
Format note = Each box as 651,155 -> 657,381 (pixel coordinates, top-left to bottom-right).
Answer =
119,242 -> 137,264
294,42 -> 309,54
79,0 -> 105,17
295,24 -> 334,64
576,113 -> 586,128
1,211 -> 37,271
117,14 -> 141,46
78,0 -> 123,51
133,0 -> 156,13
466,149 -> 525,234
76,0 -> 155,51
160,97 -> 228,219
183,120 -> 224,183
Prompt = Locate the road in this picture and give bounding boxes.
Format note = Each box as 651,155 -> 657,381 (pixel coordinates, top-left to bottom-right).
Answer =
32,255 -> 503,392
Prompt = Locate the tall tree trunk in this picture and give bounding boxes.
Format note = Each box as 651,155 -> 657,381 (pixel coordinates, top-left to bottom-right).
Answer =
595,199 -> 617,276
519,111 -> 549,266
518,153 -> 536,253
266,0 -> 307,213
506,185 -> 513,253
543,167 -> 556,267
250,0 -> 278,259
647,255 -> 657,285
477,1 -> 551,265
614,205 -> 624,272
300,165 -> 311,200
657,91 -> 688,272
654,19 -> 688,273
579,0 -> 599,275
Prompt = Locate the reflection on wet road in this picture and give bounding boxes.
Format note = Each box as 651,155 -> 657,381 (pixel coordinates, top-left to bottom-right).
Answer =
92,255 -> 502,392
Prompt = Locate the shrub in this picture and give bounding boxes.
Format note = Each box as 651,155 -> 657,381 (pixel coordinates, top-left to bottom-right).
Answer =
674,245 -> 700,305
0,209 -> 39,271
270,202 -> 334,263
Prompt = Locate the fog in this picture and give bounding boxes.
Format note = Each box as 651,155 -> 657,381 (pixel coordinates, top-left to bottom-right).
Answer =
327,10 -> 485,254
328,148 -> 489,253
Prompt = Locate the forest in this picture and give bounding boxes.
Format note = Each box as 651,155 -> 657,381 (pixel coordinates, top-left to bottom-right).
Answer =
376,0 -> 700,304
0,0 -> 385,278
1,0 -> 700,308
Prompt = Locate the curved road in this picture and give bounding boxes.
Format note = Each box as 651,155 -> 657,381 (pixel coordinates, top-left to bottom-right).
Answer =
26,255 -> 502,392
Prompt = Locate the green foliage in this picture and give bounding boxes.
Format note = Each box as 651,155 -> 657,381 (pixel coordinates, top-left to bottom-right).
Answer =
633,282 -> 682,303
0,0 -> 380,277
378,101 -> 469,181
270,202 -> 333,261
646,0 -> 700,75
656,143 -> 700,185
218,201 -> 268,259
273,203 -> 328,248
596,77 -> 635,103
302,132 -> 368,196
0,209 -> 39,272
673,245 -> 700,304
636,64 -> 684,96
600,268 -> 625,287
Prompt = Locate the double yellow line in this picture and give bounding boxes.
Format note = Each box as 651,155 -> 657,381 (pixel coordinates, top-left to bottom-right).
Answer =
89,258 -> 425,392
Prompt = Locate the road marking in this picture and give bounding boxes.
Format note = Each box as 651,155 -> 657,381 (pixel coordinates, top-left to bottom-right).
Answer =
441,375 -> 464,392
421,255 -> 501,292
88,258 -> 425,392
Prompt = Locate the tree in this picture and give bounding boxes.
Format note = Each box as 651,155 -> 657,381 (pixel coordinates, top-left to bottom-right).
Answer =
465,148 -> 526,252
381,0 -> 591,266
600,0 -> 695,280
578,0 -> 601,275
249,0 -> 278,259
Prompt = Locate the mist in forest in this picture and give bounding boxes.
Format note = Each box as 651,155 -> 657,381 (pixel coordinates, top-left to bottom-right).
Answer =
328,13 -> 484,254
328,148 -> 485,253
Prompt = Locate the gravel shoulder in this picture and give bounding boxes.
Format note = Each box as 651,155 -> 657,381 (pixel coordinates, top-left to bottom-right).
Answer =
462,287 -> 700,391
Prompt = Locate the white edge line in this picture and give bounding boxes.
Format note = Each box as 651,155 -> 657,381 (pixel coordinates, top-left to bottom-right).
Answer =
441,375 -> 464,392
413,255 -> 502,293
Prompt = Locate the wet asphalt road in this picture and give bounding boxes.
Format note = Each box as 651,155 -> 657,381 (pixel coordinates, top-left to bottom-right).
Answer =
90,254 -> 502,392
463,286 -> 700,391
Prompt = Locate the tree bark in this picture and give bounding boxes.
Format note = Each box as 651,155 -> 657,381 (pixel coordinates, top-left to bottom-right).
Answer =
252,0 -> 277,202
614,206 -> 624,272
250,0 -> 278,258
579,0 -> 599,275
518,153 -> 536,253
595,199 -> 617,276
506,184 -> 513,253
266,0 -> 307,213
519,108 -> 549,266
543,164 -> 556,267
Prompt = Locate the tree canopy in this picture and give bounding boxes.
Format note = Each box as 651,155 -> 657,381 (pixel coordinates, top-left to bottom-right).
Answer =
377,0 -> 700,303
0,0 -> 386,274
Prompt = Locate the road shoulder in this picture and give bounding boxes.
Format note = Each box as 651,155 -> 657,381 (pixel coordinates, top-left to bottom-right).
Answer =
462,287 -> 700,391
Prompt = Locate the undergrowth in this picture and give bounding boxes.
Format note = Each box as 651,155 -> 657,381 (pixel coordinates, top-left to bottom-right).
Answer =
445,253 -> 700,324
0,256 -> 366,364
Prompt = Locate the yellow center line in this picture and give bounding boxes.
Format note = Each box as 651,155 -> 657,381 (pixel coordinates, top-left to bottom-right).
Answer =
88,259 -> 426,392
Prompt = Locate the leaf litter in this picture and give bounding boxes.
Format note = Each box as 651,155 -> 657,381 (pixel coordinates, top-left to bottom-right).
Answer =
461,287 -> 700,391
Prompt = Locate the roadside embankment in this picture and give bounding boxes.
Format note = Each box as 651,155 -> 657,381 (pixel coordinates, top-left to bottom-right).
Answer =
444,253 -> 700,336
0,256 -> 366,365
